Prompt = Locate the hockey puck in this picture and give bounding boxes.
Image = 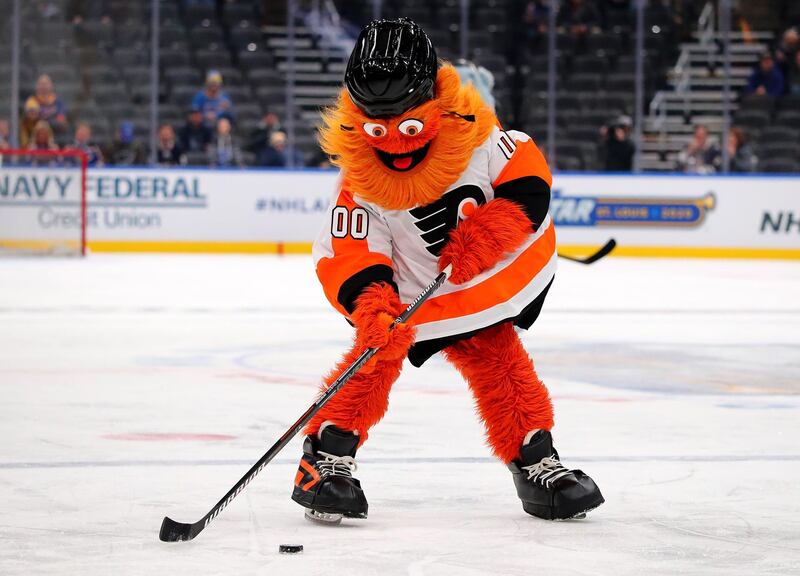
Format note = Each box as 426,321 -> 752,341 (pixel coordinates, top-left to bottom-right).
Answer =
278,544 -> 303,554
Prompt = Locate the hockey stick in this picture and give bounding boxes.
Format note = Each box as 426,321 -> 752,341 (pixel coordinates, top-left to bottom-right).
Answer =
558,239 -> 616,265
159,264 -> 453,542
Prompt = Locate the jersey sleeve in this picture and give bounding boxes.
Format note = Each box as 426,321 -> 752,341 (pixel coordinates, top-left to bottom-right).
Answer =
312,184 -> 395,317
488,128 -> 553,230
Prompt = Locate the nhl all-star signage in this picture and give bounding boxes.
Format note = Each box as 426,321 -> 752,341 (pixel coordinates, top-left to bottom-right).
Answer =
551,190 -> 715,228
1,168 -> 797,257
549,174 -> 799,255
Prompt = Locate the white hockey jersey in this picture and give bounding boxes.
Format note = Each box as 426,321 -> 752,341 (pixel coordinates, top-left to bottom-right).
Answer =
313,126 -> 557,361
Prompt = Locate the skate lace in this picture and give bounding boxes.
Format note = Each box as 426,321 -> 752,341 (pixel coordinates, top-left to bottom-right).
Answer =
521,456 -> 572,488
316,451 -> 357,478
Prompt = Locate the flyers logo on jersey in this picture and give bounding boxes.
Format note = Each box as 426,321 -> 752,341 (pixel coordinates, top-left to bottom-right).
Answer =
409,185 -> 487,255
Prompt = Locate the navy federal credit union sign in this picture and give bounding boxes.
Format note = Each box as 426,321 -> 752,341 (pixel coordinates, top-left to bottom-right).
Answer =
551,190 -> 715,228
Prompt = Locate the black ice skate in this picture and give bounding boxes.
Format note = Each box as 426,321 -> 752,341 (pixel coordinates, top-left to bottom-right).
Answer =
508,430 -> 604,520
291,425 -> 368,524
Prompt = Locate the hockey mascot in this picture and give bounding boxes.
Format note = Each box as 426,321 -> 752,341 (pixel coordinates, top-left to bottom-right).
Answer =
292,18 -> 604,523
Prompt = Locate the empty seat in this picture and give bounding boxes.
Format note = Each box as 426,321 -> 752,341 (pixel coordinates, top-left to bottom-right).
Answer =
759,141 -> 800,159
229,24 -> 263,51
116,23 -> 150,47
189,24 -> 225,47
775,110 -> 800,128
567,73 -> 603,91
255,85 -> 287,105
194,49 -> 232,70
247,68 -> 283,87
163,66 -> 202,87
113,47 -> 150,68
586,32 -> 622,55
555,154 -> 582,171
223,85 -> 251,102
94,85 -> 130,105
759,158 -> 800,173
759,126 -> 798,144
183,4 -> 217,26
159,24 -> 188,48
739,94 -> 775,113
83,63 -> 120,84
170,85 -> 198,106
222,3 -> 256,27
605,72 -> 635,91
238,49 -> 275,71
572,55 -> 609,75
124,66 -> 152,87
735,109 -> 770,128
160,49 -> 192,68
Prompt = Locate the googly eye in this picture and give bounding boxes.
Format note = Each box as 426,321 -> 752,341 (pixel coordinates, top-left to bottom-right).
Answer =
398,119 -> 424,136
362,123 -> 387,138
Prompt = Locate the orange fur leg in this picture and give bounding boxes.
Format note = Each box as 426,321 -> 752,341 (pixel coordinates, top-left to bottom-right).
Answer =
444,322 -> 554,463
305,345 -> 404,447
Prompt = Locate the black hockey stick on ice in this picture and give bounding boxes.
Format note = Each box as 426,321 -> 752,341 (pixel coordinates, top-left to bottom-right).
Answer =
159,264 -> 453,542
558,239 -> 616,265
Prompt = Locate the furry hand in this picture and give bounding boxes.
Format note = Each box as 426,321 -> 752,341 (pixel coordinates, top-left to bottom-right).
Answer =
351,282 -> 416,364
438,198 -> 532,285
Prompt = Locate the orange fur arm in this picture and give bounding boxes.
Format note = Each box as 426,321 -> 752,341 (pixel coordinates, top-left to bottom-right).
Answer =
438,198 -> 532,285
351,283 -> 416,362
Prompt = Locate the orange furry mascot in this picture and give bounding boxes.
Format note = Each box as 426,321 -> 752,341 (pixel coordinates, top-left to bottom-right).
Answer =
291,18 -> 603,524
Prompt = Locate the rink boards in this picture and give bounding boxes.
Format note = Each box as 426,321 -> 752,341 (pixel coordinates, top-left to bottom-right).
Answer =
2,167 -> 798,259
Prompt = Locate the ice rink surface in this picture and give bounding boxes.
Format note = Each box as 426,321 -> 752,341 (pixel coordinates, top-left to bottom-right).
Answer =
1,253 -> 799,575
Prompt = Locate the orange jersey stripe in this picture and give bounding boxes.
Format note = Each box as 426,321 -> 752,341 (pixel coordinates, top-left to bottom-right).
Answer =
409,222 -> 556,326
316,185 -> 393,316
492,138 -> 552,189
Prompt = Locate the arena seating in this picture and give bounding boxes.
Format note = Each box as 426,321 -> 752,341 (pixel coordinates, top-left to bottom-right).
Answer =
1,0 -> 796,172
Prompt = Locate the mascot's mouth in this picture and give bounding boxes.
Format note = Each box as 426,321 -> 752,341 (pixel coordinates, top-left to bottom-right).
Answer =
375,142 -> 431,172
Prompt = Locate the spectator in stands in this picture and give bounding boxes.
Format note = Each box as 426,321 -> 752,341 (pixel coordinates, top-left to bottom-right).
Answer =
20,99 -> 42,149
519,0 -> 550,52
774,27 -> 799,89
156,124 -> 186,166
746,52 -> 785,97
208,118 -> 243,167
676,124 -> 720,174
67,122 -> 103,167
68,0 -> 112,23
727,126 -> 757,173
105,122 -> 147,166
258,131 -> 304,168
598,115 -> 635,172
308,144 -> 333,169
245,111 -> 282,157
35,1 -> 61,19
558,0 -> 601,49
0,118 -> 9,149
26,74 -> 68,135
179,109 -> 213,153
789,50 -> 800,95
27,120 -> 60,166
191,70 -> 235,125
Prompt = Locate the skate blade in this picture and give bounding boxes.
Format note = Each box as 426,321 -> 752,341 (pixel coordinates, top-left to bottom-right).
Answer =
556,504 -> 600,521
304,509 -> 343,525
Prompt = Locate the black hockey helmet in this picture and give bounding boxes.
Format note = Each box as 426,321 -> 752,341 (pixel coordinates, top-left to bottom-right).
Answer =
345,18 -> 438,118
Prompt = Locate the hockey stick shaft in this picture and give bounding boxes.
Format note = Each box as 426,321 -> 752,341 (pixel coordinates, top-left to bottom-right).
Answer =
159,264 -> 453,542
557,239 -> 616,265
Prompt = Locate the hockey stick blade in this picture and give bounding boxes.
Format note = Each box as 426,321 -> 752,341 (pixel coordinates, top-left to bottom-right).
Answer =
158,265 -> 452,542
558,239 -> 616,265
159,516 -> 197,542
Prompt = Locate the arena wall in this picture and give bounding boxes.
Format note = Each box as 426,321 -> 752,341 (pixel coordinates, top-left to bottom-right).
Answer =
4,167 -> 798,259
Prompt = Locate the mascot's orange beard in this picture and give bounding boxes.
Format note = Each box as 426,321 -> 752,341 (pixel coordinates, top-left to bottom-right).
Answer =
319,64 -> 496,211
